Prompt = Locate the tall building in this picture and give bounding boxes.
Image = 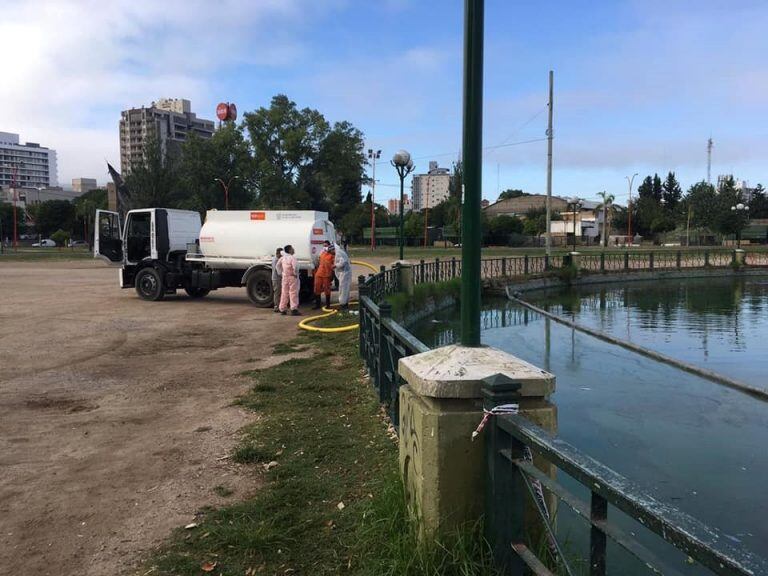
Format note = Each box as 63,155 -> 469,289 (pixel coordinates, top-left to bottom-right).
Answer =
119,98 -> 214,174
72,178 -> 98,193
0,131 -> 58,190
411,161 -> 453,211
388,195 -> 412,215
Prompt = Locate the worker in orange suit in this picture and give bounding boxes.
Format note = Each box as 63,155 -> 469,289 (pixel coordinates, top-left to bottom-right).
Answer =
313,244 -> 335,309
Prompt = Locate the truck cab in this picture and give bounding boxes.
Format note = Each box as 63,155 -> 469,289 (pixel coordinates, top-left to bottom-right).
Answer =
95,208 -> 203,299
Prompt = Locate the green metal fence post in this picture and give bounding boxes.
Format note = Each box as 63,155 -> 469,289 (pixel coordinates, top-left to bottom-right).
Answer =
705,250 -> 710,267
451,256 -> 457,279
482,374 -> 525,573
624,252 -> 629,270
544,254 -> 550,271
501,257 -> 507,277
419,259 -> 425,284
649,252 -> 654,270
357,275 -> 367,358
435,257 -> 441,281
676,250 -> 682,269
378,302 -> 392,405
600,252 -> 605,272
460,0 -> 484,347
524,254 -> 529,275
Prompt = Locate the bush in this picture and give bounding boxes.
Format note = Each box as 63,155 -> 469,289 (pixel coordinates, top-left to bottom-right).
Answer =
50,229 -> 70,247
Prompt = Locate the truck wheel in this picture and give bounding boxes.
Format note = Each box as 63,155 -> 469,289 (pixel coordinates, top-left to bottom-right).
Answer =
185,287 -> 210,299
246,270 -> 273,307
135,267 -> 165,301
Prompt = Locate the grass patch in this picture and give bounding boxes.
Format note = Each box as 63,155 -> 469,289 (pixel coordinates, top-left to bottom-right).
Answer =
213,485 -> 234,498
146,323 -> 497,575
272,342 -> 310,355
0,248 -> 92,261
387,278 -> 461,319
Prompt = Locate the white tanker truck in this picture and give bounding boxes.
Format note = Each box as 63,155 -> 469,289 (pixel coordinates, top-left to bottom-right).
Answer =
94,208 -> 336,306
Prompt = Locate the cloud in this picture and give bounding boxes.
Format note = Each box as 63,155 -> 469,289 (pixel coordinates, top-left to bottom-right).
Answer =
0,0 -> 329,184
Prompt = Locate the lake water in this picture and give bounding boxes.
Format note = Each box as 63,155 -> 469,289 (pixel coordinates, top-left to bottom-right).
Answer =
411,276 -> 768,568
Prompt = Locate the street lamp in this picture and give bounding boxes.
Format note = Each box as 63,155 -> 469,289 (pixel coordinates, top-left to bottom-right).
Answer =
626,173 -> 638,247
213,176 -> 240,210
569,196 -> 582,253
391,150 -> 415,261
367,149 -> 381,250
730,203 -> 748,248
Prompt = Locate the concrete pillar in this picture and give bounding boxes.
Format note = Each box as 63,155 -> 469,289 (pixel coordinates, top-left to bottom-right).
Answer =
398,344 -> 556,533
569,251 -> 581,270
398,263 -> 415,296
734,249 -> 745,266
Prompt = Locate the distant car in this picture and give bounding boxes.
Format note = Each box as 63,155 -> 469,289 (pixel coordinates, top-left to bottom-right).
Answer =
68,240 -> 88,248
32,239 -> 56,247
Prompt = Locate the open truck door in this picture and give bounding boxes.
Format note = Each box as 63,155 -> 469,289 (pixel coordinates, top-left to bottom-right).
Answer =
94,209 -> 123,265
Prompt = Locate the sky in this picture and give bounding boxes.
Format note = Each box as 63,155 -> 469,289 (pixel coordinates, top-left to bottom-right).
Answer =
1,0 -> 767,206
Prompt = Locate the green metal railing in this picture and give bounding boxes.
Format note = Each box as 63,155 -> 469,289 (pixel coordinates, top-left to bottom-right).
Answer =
483,377 -> 768,576
357,251 -> 768,575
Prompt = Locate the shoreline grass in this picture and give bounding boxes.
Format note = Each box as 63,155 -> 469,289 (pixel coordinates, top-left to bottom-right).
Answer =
144,324 -> 497,576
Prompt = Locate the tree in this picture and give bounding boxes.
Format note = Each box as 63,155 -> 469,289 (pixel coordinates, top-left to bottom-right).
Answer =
243,94 -> 330,209
498,188 -> 525,201
662,172 -> 682,208
652,174 -> 663,202
486,215 -> 523,244
179,123 -> 254,213
714,177 -> 748,238
749,184 -> 768,218
124,136 -> 183,208
29,200 -> 76,238
597,191 -> 615,247
74,188 -> 108,243
637,176 -> 654,200
314,120 -> 366,222
0,203 -> 27,241
684,181 -> 718,231
50,229 -> 70,247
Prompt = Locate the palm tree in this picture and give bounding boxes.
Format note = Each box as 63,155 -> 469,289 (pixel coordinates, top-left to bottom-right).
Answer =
597,191 -> 615,248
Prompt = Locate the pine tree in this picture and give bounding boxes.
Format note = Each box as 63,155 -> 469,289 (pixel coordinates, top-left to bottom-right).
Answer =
652,173 -> 663,202
662,171 -> 682,207
637,176 -> 654,200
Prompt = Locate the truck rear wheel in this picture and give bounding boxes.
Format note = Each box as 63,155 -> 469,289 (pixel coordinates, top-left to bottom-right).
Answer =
185,287 -> 210,299
246,270 -> 273,308
135,267 -> 165,301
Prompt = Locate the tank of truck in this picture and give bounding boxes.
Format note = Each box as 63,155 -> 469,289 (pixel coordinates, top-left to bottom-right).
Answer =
198,210 -> 336,268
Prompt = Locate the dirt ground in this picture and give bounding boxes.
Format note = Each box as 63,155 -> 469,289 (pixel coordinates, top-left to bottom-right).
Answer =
0,259 -> 358,575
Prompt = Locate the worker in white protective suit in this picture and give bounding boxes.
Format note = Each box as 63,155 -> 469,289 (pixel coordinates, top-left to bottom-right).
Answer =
334,243 -> 352,309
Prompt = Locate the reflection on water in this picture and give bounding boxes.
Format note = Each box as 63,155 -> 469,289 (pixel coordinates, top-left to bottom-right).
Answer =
411,278 -> 768,561
530,277 -> 768,384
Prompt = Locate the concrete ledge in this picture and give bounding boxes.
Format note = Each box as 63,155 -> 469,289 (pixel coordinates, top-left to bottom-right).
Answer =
398,344 -> 555,399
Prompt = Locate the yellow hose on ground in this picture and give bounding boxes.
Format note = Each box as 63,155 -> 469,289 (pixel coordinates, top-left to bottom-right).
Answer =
298,302 -> 359,333
297,260 -> 378,333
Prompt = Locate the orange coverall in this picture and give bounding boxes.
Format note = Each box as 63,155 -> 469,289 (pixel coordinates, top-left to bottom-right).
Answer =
313,250 -> 335,297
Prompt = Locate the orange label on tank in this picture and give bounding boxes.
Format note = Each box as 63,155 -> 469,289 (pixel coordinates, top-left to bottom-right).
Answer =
200,236 -> 215,242
313,228 -> 323,234
250,211 -> 266,221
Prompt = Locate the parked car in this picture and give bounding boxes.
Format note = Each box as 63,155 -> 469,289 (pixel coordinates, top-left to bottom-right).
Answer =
68,240 -> 88,248
32,239 -> 56,247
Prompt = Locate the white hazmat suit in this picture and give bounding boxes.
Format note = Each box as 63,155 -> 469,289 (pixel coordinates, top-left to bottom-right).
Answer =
334,244 -> 352,306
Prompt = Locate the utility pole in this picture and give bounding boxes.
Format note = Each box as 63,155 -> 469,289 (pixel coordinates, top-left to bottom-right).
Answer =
460,0 -> 484,347
626,173 -> 638,247
367,149 -> 381,250
545,70 -> 554,256
707,138 -> 713,184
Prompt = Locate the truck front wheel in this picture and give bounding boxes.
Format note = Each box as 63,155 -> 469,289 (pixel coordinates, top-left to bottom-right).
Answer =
135,267 -> 165,301
246,270 -> 273,308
